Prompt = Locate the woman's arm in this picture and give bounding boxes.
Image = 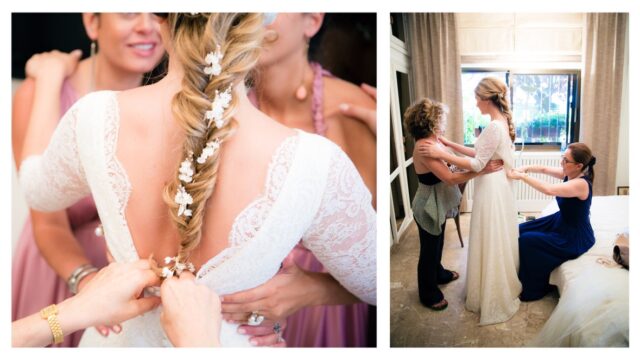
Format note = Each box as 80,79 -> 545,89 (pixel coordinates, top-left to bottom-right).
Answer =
220,255 -> 359,323
418,143 -> 475,171
13,50 -> 97,297
21,50 -> 82,161
439,136 -> 476,157
301,147 -> 376,305
517,164 -> 565,180
508,170 -> 589,200
420,155 -> 503,185
12,261 -> 161,347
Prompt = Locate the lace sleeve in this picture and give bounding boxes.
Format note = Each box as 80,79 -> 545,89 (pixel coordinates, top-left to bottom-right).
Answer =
469,121 -> 501,172
18,104 -> 90,212
301,146 -> 376,305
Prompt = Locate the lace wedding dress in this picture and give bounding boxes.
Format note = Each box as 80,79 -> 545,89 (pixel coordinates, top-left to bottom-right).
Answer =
19,91 -> 376,347
464,120 -> 521,325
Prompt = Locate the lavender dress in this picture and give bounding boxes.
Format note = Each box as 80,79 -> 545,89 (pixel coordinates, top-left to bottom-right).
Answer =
250,63 -> 370,347
11,81 -> 108,347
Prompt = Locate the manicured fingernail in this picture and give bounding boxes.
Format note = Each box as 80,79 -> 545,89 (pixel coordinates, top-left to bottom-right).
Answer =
113,325 -> 122,333
250,338 -> 258,345
237,327 -> 246,334
219,296 -> 225,302
339,103 -> 349,112
100,329 -> 108,336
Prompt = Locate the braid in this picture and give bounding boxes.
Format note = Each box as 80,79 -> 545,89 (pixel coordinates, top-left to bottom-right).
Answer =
161,13 -> 264,270
476,77 -> 516,142
495,94 -> 515,142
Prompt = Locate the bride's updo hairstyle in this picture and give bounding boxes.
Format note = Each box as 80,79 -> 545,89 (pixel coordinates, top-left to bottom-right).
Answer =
403,98 -> 448,141
475,77 -> 516,143
161,13 -> 264,268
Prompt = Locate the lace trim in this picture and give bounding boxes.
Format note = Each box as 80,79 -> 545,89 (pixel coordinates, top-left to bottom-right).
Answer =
197,132 -> 300,279
103,92 -> 136,260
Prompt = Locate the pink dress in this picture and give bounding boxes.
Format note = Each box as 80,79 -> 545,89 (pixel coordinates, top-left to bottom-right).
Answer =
12,81 -> 108,347
250,62 -> 371,347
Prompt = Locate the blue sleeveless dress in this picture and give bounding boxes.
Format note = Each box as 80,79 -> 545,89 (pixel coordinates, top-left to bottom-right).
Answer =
518,176 -> 595,301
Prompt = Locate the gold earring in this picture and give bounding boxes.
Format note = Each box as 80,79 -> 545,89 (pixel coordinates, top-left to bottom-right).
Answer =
295,39 -> 310,101
89,41 -> 97,92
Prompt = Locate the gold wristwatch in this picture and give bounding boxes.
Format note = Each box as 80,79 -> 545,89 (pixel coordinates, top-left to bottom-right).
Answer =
40,304 -> 64,344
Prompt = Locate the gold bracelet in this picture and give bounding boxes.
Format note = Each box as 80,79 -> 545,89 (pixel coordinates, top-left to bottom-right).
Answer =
40,304 -> 64,344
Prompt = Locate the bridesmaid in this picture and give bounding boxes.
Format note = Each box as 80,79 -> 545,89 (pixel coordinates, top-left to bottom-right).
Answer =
507,143 -> 596,301
12,13 -> 164,346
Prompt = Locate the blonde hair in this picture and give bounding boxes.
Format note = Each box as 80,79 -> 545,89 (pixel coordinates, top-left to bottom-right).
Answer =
161,13 -> 264,268
475,77 -> 515,142
403,98 -> 448,140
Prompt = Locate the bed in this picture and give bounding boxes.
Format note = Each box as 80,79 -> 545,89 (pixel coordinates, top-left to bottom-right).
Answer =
532,195 -> 629,347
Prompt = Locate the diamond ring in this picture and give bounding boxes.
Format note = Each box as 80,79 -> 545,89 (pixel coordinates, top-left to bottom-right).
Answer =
247,311 -> 264,326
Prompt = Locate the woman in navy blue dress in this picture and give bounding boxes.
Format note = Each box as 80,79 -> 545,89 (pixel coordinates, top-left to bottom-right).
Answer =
507,143 -> 596,301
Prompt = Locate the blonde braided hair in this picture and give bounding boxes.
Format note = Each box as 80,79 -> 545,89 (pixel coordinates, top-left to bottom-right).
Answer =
475,77 -> 516,142
160,13 -> 264,272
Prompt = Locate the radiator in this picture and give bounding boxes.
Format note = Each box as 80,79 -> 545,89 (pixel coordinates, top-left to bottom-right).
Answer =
463,152 -> 562,212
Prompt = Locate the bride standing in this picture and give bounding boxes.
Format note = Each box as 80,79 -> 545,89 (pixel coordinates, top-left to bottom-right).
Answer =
420,77 -> 520,325
19,13 -> 375,346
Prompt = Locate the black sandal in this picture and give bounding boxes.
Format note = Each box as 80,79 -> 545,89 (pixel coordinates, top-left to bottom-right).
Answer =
425,298 -> 448,311
438,270 -> 459,285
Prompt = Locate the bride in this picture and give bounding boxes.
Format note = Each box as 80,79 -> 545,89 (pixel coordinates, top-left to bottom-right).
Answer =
18,13 -> 376,347
420,77 -> 520,325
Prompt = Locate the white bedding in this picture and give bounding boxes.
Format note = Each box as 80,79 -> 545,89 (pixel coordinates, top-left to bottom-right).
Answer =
532,195 -> 629,346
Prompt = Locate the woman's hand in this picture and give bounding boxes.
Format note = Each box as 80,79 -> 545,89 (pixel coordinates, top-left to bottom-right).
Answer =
25,49 -> 82,81
437,135 -> 452,147
76,271 -> 123,337
220,255 -> 312,323
513,165 -> 530,173
339,83 -> 377,135
417,141 -> 447,160
66,260 -> 161,330
480,160 -> 504,175
507,169 -> 526,180
160,272 -> 221,347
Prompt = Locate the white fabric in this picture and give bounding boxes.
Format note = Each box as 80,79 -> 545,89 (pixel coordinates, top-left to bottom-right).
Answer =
19,91 -> 376,347
465,120 -> 521,325
533,196 -> 628,346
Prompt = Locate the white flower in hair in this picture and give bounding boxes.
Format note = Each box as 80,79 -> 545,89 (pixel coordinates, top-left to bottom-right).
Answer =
175,185 -> 193,217
204,45 -> 223,77
178,155 -> 194,183
197,139 -> 221,164
205,85 -> 233,128
162,267 -> 175,278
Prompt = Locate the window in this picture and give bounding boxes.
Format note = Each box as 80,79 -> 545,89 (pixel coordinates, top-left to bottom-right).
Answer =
462,70 -> 580,148
390,13 -> 406,42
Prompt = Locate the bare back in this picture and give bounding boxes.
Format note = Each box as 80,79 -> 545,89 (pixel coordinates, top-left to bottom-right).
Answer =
116,83 -> 296,270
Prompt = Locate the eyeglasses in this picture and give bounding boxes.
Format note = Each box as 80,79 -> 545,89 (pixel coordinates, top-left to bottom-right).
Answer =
560,156 -> 578,165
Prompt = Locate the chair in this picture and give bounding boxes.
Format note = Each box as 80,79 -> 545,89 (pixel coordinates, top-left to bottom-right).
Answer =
453,181 -> 467,247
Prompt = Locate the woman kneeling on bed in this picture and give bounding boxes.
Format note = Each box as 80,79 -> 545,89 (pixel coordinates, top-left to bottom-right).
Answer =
507,143 -> 596,301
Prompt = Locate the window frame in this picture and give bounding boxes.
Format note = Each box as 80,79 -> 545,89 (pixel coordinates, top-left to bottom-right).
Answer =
461,68 -> 581,149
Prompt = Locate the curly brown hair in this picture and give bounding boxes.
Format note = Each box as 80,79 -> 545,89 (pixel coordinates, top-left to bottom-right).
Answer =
403,98 -> 447,141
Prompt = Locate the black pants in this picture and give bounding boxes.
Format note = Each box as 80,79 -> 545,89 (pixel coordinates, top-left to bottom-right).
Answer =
416,219 -> 448,306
